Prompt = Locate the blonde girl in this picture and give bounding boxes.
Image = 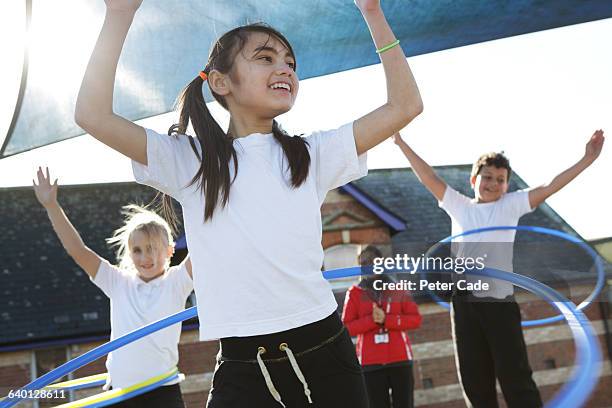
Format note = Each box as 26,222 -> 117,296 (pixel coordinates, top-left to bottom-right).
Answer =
33,167 -> 193,407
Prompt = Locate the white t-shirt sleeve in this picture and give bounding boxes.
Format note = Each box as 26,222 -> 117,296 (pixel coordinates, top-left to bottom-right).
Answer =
503,189 -> 534,218
131,128 -> 200,201
306,122 -> 368,202
439,186 -> 472,218
91,259 -> 124,298
168,262 -> 194,300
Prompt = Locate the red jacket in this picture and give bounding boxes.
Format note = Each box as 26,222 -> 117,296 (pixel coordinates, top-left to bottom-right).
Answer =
342,284 -> 421,366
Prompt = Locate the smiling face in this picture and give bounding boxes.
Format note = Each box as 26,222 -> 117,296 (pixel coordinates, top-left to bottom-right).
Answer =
211,31 -> 299,121
128,229 -> 174,282
471,165 -> 509,203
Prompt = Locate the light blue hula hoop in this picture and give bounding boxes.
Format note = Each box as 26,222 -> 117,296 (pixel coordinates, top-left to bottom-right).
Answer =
418,225 -> 605,327
1,264 -> 601,408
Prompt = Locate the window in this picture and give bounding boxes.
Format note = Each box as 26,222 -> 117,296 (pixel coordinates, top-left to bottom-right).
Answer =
422,378 -> 434,389
543,358 -> 556,370
323,244 -> 362,291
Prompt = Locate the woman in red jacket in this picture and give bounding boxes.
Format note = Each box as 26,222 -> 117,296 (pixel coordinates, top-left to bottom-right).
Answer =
342,246 -> 422,408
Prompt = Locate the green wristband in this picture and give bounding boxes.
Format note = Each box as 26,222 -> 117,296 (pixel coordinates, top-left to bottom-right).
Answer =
376,39 -> 400,54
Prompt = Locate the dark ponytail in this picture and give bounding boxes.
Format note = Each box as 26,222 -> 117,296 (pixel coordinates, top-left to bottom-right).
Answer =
162,23 -> 310,224
271,120 -> 310,186
175,75 -> 238,221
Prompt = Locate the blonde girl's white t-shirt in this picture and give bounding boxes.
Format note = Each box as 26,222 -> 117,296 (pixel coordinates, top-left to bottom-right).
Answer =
132,123 -> 367,340
92,260 -> 193,389
439,186 -> 534,299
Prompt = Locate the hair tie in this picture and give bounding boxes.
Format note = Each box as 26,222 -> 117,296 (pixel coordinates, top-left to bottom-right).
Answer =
199,71 -> 208,81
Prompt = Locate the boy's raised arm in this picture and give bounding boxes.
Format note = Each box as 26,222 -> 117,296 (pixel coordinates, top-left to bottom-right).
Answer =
352,0 -> 423,155
528,129 -> 605,209
33,167 -> 103,278
74,0 -> 147,165
393,132 -> 447,201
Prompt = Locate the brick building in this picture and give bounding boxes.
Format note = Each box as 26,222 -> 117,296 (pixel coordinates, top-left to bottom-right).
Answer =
1,166 -> 611,407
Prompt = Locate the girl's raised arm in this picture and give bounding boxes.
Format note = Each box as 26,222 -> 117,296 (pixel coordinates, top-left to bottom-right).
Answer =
75,0 -> 147,165
353,0 -> 423,155
33,167 -> 103,278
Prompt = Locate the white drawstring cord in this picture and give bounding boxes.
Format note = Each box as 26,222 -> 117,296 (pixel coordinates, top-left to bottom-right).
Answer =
256,347 -> 286,407
256,343 -> 314,406
280,343 -> 313,404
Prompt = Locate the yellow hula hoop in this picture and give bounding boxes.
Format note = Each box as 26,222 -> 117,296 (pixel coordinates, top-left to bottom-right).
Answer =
44,373 -> 108,391
53,368 -> 182,408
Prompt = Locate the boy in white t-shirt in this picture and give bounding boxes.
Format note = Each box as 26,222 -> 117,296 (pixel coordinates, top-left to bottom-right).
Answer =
392,130 -> 604,408
33,167 -> 193,407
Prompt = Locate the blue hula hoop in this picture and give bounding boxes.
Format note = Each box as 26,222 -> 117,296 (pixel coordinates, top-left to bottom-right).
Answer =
1,264 -> 601,408
419,225 -> 605,327
0,308 -> 196,408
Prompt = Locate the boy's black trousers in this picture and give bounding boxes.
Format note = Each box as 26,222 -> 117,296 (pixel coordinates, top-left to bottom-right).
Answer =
451,293 -> 543,408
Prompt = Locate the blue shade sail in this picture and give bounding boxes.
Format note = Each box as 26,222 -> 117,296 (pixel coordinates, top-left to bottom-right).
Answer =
2,0 -> 612,158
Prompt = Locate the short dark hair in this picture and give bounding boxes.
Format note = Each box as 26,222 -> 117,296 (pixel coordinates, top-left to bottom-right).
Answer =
359,245 -> 383,266
471,152 -> 512,180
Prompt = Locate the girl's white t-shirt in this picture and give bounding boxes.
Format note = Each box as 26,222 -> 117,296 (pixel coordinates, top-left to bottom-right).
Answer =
92,260 -> 193,388
132,123 -> 367,340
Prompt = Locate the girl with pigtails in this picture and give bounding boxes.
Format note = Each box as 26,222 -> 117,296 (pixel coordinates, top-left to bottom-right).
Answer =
76,0 -> 422,406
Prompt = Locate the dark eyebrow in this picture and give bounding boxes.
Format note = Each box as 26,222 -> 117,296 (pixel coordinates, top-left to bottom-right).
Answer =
252,45 -> 294,59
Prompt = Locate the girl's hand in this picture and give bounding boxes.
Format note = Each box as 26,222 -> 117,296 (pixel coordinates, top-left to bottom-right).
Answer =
584,129 -> 605,163
354,0 -> 381,13
33,167 -> 59,209
104,0 -> 143,13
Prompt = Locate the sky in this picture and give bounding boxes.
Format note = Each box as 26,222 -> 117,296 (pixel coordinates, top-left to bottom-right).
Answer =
1,15 -> 610,240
